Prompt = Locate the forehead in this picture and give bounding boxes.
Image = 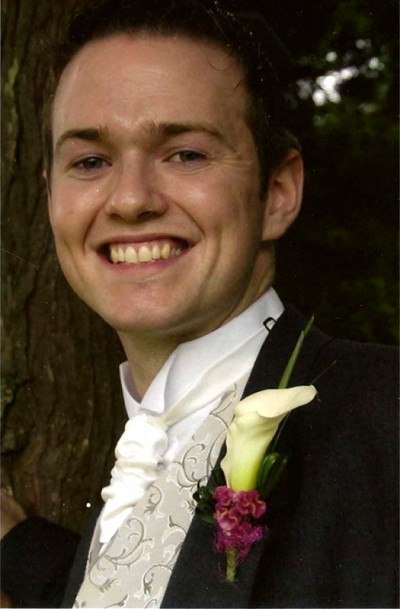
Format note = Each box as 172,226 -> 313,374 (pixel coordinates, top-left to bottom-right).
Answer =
52,33 -> 249,139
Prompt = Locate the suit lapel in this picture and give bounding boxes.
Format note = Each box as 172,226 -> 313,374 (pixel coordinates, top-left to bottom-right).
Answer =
162,305 -> 332,608
242,305 -> 332,397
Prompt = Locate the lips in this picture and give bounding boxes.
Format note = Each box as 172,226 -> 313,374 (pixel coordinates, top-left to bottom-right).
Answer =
103,238 -> 188,265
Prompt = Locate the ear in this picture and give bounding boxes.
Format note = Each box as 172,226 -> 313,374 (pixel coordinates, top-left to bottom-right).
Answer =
261,149 -> 304,241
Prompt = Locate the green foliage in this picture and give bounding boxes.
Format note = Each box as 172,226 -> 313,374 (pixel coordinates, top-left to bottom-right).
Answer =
193,467 -> 225,524
193,484 -> 216,524
273,0 -> 398,345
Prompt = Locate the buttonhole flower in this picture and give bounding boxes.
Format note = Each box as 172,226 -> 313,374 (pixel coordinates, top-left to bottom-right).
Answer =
194,316 -> 318,582
221,385 -> 317,493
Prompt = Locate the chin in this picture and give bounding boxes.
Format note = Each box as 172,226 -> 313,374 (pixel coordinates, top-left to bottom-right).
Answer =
99,308 -> 181,336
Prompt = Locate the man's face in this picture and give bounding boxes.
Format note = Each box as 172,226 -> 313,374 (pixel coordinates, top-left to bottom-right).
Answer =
48,34 -> 275,342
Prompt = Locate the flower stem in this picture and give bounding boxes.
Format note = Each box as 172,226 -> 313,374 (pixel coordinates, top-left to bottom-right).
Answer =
226,548 -> 238,582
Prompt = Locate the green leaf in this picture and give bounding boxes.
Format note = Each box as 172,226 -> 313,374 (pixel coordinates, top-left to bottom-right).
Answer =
256,452 -> 280,489
263,453 -> 288,497
257,452 -> 289,498
266,412 -> 290,455
278,315 -> 314,389
195,492 -> 216,523
197,512 -> 216,525
194,486 -> 214,507
193,480 -> 216,524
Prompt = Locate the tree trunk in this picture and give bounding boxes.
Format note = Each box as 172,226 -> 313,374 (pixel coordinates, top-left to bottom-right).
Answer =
1,0 -> 126,534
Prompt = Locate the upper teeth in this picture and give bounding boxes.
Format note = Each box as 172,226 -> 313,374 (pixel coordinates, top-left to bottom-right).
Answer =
109,243 -> 182,264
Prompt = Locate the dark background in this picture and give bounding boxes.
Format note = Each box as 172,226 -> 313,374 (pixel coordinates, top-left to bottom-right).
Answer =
2,0 -> 398,533
255,0 -> 398,344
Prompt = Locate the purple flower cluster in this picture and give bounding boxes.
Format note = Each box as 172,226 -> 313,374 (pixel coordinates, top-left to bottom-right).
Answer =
213,486 -> 267,562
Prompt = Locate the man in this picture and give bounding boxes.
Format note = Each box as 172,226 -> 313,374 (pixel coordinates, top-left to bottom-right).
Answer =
1,0 -> 398,607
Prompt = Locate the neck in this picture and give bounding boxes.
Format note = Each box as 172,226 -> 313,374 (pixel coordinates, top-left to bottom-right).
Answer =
117,332 -> 181,399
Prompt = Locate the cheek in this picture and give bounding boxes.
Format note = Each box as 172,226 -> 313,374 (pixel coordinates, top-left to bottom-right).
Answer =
182,176 -> 261,229
49,183 -> 99,241
49,208 -> 87,262
212,192 -> 265,244
49,204 -> 76,239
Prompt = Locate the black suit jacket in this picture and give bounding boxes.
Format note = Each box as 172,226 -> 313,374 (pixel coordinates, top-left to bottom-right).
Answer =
162,306 -> 399,608
2,306 -> 398,608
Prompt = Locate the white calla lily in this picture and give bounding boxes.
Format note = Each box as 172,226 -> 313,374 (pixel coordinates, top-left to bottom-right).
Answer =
221,385 -> 317,492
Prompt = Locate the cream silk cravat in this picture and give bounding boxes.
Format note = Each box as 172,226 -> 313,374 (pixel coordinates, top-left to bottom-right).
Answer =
74,382 -> 246,608
98,370 -> 240,544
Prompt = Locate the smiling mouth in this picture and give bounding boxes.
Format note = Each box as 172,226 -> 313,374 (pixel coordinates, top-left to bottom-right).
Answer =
106,241 -> 187,265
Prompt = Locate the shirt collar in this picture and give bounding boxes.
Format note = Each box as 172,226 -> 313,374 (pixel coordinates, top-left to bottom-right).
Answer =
120,288 -> 283,418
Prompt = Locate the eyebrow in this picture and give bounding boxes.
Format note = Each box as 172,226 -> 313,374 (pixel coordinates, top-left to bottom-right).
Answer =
54,127 -> 109,156
54,121 -> 232,155
150,121 -> 228,145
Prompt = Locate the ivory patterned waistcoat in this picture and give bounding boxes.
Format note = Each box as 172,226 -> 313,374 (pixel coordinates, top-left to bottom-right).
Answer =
74,383 -> 243,608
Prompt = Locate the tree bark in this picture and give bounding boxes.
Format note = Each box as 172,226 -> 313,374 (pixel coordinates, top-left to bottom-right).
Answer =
1,0 -> 126,534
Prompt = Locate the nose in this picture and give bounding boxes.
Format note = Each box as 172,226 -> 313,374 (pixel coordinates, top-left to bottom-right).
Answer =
105,158 -> 168,221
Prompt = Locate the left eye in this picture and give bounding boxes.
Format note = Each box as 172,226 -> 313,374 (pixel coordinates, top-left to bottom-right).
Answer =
73,156 -> 108,170
169,150 -> 207,163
